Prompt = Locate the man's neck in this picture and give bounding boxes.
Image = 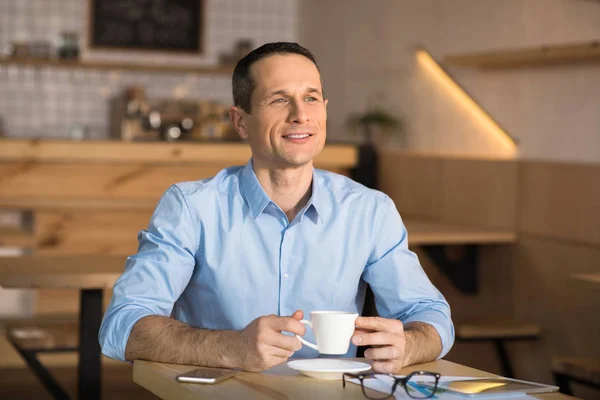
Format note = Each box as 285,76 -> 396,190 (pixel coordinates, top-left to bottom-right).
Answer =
253,161 -> 313,223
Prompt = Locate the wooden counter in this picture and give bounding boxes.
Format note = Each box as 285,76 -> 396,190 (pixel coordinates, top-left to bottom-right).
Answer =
0,138 -> 357,210
0,138 -> 357,168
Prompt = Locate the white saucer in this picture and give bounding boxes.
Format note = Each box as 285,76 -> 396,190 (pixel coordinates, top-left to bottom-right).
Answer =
287,359 -> 372,380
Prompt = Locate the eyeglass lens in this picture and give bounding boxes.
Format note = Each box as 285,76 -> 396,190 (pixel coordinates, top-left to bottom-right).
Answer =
404,374 -> 438,399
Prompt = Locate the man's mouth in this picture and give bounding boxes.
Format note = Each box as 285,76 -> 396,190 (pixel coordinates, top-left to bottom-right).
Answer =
283,133 -> 312,139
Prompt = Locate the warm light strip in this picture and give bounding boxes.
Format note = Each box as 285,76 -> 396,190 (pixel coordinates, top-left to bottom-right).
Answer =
416,49 -> 517,151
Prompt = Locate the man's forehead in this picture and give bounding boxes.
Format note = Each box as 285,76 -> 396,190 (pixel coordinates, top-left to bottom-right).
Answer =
250,54 -> 322,89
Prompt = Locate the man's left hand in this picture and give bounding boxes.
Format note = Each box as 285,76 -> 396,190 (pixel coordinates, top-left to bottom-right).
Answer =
352,316 -> 407,374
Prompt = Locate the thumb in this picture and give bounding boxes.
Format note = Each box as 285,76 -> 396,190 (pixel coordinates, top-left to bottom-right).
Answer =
291,310 -> 304,320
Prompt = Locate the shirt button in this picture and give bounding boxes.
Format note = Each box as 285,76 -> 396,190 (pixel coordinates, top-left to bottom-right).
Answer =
283,273 -> 289,279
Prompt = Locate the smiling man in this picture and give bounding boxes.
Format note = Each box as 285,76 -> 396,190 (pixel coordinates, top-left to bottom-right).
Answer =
99,42 -> 454,374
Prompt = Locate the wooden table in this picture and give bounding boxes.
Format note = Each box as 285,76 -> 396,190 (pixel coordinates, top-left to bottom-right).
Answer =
0,255 -> 127,400
404,219 -> 517,246
571,273 -> 600,291
403,219 -> 517,294
133,359 -> 575,400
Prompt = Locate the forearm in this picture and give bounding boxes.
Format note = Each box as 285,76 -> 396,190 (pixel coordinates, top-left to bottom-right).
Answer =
125,315 -> 241,368
403,322 -> 442,366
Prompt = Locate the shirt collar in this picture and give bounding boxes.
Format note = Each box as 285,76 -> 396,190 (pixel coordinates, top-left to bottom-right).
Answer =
306,170 -> 329,223
239,158 -> 329,223
240,159 -> 272,219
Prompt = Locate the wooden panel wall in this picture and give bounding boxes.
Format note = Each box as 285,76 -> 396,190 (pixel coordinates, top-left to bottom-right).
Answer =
379,151 -> 442,220
379,150 -> 518,229
440,159 -> 518,229
519,161 -> 600,246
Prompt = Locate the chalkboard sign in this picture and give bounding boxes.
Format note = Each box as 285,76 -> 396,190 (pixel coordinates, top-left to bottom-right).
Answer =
89,0 -> 203,53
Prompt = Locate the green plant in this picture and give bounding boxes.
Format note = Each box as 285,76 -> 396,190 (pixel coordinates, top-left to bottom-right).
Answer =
346,108 -> 403,144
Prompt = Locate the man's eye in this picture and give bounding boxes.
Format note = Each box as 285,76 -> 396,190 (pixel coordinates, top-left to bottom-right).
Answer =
272,98 -> 287,104
305,96 -> 318,102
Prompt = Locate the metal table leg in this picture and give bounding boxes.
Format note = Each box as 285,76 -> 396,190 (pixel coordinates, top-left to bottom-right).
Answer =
11,345 -> 71,400
77,288 -> 103,400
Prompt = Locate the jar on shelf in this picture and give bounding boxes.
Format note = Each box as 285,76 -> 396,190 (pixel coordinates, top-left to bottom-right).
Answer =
57,32 -> 80,60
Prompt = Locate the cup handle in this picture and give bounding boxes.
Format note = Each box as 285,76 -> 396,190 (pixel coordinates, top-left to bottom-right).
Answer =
295,320 -> 318,351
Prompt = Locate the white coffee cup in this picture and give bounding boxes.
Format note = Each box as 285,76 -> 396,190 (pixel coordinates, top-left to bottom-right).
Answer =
295,311 -> 359,354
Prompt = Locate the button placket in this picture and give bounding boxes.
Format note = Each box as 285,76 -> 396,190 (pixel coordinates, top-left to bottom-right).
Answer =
279,227 -> 294,315
281,227 -> 292,282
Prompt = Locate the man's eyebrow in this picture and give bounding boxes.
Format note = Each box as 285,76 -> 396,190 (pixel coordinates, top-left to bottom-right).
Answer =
265,89 -> 288,97
306,87 -> 322,95
264,87 -> 323,98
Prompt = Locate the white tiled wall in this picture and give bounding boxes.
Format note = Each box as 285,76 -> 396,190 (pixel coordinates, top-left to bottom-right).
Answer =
0,0 -> 298,138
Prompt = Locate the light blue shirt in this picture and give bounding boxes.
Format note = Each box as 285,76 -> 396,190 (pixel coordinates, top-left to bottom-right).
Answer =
99,159 -> 454,361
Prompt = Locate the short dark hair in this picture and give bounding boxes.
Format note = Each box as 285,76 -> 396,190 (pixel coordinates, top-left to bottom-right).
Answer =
232,42 -> 322,113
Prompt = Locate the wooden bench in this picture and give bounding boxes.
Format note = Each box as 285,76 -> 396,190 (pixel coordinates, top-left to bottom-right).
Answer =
456,321 -> 541,378
7,319 -> 78,352
3,316 -> 79,400
552,357 -> 600,395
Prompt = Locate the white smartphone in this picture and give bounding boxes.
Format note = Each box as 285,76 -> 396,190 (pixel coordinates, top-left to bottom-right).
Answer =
176,367 -> 236,384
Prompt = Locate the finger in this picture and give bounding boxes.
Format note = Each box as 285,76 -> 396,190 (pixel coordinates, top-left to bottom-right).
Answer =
355,316 -> 404,333
352,328 -> 375,336
371,360 -> 402,374
270,316 -> 306,336
352,331 -> 397,347
263,343 -> 297,359
291,310 -> 304,321
365,345 -> 403,361
263,331 -> 303,352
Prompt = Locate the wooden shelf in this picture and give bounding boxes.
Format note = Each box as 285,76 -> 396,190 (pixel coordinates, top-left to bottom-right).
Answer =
0,57 -> 234,75
444,41 -> 600,69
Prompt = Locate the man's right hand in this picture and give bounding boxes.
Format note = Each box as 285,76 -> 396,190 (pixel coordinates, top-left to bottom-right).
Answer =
232,310 -> 306,372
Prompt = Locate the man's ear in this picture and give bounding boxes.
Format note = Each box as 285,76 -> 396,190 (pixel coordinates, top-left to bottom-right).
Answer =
229,106 -> 249,140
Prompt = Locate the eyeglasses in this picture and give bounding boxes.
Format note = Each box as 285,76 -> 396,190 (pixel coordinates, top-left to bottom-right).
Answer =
343,371 -> 441,399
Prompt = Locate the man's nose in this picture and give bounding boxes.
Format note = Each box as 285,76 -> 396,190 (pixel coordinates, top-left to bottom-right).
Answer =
288,99 -> 309,123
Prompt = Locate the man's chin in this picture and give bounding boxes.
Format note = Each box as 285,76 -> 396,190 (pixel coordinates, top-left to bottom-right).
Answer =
281,153 -> 319,167
279,159 -> 313,169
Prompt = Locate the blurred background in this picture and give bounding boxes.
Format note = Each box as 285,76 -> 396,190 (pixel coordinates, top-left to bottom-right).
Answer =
0,1 -> 598,399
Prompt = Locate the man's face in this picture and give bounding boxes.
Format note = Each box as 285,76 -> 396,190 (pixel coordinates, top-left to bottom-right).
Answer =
234,53 -> 328,169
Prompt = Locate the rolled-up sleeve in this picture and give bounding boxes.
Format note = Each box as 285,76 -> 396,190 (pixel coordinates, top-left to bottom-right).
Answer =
362,196 -> 455,358
99,185 -> 198,361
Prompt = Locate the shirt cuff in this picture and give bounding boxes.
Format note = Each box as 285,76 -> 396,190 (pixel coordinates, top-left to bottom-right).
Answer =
402,310 -> 455,359
100,307 -> 156,362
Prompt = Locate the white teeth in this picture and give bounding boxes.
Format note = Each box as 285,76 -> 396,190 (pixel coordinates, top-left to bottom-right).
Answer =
286,134 -> 309,139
